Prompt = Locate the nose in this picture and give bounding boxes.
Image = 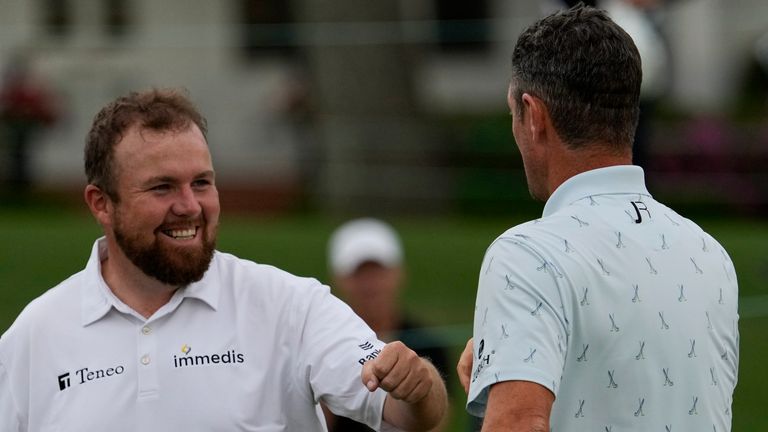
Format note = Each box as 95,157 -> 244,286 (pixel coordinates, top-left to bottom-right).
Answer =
171,185 -> 202,217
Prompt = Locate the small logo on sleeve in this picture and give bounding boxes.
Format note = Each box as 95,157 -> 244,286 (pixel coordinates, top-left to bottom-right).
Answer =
471,339 -> 494,383
357,340 -> 382,365
358,341 -> 374,351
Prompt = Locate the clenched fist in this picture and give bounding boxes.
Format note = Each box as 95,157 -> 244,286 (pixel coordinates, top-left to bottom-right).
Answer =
360,341 -> 447,430
361,341 -> 433,403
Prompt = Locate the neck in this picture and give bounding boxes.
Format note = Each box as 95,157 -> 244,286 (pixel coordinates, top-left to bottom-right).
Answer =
101,238 -> 178,319
545,145 -> 633,198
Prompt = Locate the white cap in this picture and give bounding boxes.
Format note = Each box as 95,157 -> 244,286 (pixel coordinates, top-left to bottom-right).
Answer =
328,218 -> 403,276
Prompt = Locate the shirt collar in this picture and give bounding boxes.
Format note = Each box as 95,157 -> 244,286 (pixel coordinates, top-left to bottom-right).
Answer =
80,238 -> 221,327
182,256 -> 221,311
542,165 -> 650,217
80,238 -> 113,326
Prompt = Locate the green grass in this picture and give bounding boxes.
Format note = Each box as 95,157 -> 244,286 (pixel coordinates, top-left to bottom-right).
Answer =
1,207 -> 765,431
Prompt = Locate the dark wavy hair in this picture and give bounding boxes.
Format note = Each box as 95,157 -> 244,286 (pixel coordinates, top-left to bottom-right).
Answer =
510,4 -> 641,151
84,88 -> 207,201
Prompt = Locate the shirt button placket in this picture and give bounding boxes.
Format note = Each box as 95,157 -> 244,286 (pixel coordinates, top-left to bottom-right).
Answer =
137,323 -> 159,399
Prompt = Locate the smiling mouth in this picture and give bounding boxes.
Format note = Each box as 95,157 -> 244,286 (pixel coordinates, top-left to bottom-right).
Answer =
161,227 -> 198,240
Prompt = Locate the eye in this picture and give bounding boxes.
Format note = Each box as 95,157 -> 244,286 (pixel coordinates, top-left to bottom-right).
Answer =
192,179 -> 212,188
150,184 -> 171,193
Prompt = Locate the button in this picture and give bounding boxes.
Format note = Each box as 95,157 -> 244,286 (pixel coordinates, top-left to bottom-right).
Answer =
141,355 -> 151,365
142,326 -> 152,335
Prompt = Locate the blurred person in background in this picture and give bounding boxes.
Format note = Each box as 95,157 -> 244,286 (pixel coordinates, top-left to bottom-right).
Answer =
0,53 -> 58,196
0,88 -> 447,432
457,5 -> 738,431
325,218 -> 450,431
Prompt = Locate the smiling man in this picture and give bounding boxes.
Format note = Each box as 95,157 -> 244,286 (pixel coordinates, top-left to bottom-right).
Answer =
0,89 -> 447,432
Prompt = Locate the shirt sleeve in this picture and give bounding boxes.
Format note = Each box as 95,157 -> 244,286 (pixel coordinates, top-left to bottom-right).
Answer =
294,282 -> 391,430
0,360 -> 22,432
467,235 -> 570,417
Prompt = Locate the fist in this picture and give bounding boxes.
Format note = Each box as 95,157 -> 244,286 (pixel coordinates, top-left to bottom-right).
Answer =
360,341 -> 433,404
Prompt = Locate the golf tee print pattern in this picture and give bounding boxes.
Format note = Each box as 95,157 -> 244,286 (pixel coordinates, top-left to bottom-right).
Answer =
467,166 -> 739,431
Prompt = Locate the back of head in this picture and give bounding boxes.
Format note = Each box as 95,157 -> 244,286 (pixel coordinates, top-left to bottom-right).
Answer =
510,4 -> 641,152
83,88 -> 207,202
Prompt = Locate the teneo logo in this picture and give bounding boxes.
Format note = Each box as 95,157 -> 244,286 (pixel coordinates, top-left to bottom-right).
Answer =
173,344 -> 245,368
56,364 -> 125,391
58,373 -> 71,391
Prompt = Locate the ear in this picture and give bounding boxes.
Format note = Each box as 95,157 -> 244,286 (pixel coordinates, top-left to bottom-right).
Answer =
84,184 -> 114,228
520,93 -> 550,143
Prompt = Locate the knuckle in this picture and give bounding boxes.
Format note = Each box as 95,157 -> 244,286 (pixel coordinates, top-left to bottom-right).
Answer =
390,340 -> 406,349
380,376 -> 397,391
405,383 -> 429,403
390,388 -> 406,400
372,362 -> 387,377
406,390 -> 425,404
414,359 -> 428,376
384,341 -> 404,354
390,382 -> 411,400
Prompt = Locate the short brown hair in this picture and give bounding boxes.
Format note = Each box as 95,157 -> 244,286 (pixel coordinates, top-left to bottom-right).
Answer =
511,5 -> 641,151
84,88 -> 208,201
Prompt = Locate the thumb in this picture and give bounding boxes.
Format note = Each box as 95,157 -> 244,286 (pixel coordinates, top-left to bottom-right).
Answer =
457,338 -> 474,394
360,361 -> 380,392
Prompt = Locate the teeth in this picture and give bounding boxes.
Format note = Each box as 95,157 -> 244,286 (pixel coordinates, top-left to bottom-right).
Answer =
165,228 -> 196,239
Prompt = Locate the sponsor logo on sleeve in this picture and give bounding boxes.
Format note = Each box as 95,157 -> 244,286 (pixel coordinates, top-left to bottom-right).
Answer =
472,338 -> 494,383
357,339 -> 382,365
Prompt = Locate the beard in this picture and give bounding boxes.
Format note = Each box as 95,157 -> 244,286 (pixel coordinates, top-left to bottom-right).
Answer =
113,212 -> 216,286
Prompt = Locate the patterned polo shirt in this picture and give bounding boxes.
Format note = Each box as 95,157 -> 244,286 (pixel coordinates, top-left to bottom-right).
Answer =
467,165 -> 739,431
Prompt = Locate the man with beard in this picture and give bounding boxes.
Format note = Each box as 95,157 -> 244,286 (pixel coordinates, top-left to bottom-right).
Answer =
0,89 -> 447,431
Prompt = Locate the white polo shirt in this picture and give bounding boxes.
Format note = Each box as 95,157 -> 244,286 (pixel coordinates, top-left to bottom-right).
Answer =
467,166 -> 739,431
0,238 -> 391,432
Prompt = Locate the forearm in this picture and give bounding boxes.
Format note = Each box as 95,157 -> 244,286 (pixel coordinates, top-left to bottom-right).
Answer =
481,413 -> 548,432
480,381 -> 553,432
382,359 -> 448,431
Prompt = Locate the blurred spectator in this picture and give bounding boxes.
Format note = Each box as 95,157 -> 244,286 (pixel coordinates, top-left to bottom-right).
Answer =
326,218 -> 450,432
0,53 -> 58,194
